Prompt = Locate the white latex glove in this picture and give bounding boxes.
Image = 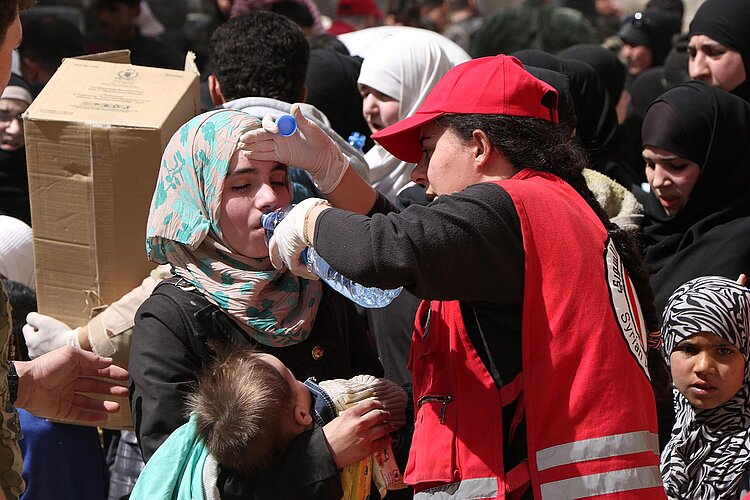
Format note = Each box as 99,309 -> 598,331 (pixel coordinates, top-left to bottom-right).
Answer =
268,197 -> 330,279
320,375 -> 378,411
23,312 -> 81,359
238,104 -> 350,193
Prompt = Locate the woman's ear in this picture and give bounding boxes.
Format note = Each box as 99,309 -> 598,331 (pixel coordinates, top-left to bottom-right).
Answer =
208,75 -> 226,106
294,404 -> 313,428
471,129 -> 517,179
471,129 -> 493,170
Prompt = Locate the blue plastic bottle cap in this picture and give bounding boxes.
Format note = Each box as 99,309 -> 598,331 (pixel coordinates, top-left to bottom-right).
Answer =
277,114 -> 298,137
348,131 -> 366,151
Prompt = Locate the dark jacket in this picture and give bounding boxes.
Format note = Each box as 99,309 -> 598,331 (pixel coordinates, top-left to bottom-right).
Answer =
129,279 -> 382,499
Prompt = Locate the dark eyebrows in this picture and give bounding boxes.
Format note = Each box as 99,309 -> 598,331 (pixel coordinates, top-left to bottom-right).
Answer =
642,153 -> 680,162
716,340 -> 738,348
679,337 -> 737,348
692,40 -> 726,52
226,167 -> 258,177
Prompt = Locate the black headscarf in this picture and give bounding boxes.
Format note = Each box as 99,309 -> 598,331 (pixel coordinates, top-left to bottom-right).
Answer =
663,33 -> 691,88
618,10 -> 682,68
558,43 -> 626,105
641,81 -> 750,315
689,0 -> 750,102
512,49 -> 636,187
620,66 -> 666,186
524,65 -> 576,132
304,48 -> 372,150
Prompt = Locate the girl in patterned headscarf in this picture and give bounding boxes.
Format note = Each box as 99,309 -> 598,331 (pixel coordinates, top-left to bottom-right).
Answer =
661,276 -> 750,498
146,109 -> 323,346
132,109 -> 385,497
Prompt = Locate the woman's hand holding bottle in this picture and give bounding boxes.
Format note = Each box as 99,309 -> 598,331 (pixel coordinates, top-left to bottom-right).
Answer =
267,197 -> 331,278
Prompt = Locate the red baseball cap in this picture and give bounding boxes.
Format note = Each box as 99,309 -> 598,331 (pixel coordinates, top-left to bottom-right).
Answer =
372,54 -> 559,163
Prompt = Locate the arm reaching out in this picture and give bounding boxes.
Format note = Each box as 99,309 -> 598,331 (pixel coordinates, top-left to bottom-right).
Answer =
22,312 -> 81,358
14,346 -> 129,423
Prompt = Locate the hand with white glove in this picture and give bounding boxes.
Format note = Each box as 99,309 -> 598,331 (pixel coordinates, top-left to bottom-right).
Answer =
268,197 -> 331,278
23,312 -> 81,359
238,104 -> 350,193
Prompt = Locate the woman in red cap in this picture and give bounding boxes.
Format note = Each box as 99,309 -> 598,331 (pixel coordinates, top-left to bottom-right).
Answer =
241,54 -> 667,499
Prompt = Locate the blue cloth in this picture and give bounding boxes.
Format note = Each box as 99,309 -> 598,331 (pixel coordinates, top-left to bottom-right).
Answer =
130,415 -> 209,500
305,378 -> 337,427
18,409 -> 106,500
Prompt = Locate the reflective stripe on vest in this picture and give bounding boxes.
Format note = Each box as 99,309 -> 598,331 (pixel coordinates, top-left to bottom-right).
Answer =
539,465 -> 663,499
535,431 -> 659,471
414,477 -> 498,499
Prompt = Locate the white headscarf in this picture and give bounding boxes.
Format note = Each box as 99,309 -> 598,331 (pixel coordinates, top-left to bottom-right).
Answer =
357,32 -> 454,202
0,216 -> 35,289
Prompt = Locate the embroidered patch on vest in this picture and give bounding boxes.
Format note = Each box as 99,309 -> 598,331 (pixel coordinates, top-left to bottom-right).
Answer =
604,238 -> 650,380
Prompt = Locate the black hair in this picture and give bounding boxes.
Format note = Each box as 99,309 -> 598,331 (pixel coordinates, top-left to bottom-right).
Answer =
385,0 -> 422,27
2,279 -> 35,362
18,15 -> 85,76
308,34 -> 350,54
435,114 -> 672,433
0,0 -> 35,45
209,11 -> 309,103
270,0 -> 314,30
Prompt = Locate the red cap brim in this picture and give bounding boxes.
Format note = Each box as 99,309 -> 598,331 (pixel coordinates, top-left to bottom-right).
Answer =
371,111 -> 444,163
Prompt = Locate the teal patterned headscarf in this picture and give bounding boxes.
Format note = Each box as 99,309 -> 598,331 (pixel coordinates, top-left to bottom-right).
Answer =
146,109 -> 323,347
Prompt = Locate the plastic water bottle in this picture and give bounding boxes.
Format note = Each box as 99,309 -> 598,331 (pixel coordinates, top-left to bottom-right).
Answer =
261,206 -> 402,308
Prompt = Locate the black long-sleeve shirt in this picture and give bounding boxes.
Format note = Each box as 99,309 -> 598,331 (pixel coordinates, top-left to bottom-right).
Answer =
316,183 -> 530,470
129,282 -> 382,499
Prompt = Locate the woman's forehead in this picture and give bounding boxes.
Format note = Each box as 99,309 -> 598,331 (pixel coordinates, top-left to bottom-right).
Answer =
420,121 -> 448,141
678,331 -> 737,346
228,150 -> 287,174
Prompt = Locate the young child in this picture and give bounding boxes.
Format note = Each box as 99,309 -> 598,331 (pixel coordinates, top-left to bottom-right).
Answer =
661,276 -> 750,499
190,348 -> 408,498
131,347 -> 409,500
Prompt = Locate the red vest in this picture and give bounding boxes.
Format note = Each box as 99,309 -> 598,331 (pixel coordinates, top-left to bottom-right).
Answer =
406,170 -> 665,499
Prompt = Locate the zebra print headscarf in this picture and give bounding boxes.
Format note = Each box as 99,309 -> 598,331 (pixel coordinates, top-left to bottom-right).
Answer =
661,276 -> 750,499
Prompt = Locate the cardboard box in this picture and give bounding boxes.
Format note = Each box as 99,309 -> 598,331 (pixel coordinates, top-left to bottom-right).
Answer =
24,51 -> 200,328
23,51 -> 199,429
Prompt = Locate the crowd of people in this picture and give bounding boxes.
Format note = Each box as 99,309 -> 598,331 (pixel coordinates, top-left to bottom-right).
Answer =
2,0 -> 750,498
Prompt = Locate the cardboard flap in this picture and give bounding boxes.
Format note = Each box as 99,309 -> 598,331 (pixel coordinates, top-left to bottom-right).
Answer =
26,57 -> 200,128
183,51 -> 199,75
74,49 -> 132,64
